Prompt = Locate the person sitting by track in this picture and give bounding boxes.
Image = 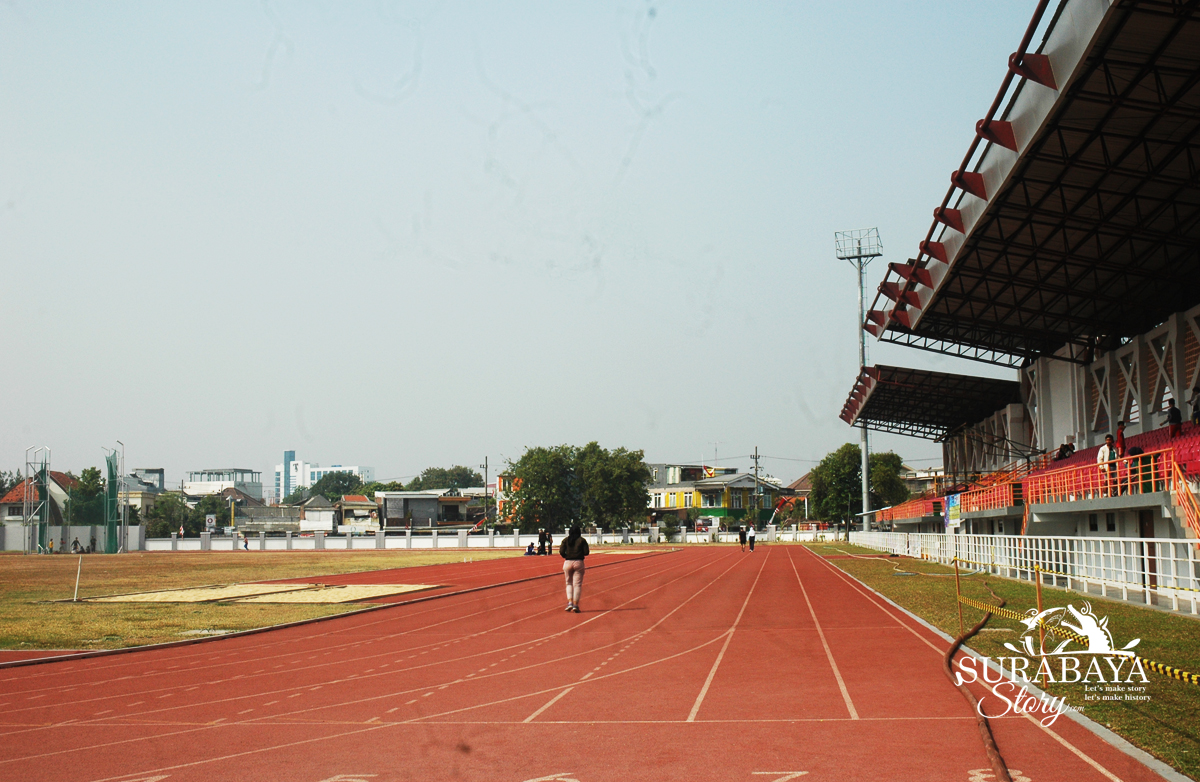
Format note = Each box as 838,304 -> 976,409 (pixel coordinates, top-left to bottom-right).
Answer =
524,542 -> 536,556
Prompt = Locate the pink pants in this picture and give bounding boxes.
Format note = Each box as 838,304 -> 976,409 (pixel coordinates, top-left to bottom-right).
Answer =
563,559 -> 585,604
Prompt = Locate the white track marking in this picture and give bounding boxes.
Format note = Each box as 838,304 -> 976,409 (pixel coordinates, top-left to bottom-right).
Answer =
74,555 -> 735,782
805,547 -> 1123,782
523,687 -> 574,723
786,548 -> 857,720
317,775 -> 377,782
1021,713 -> 1121,781
751,774 -> 808,782
687,551 -> 769,722
0,555 -> 690,744
0,555 -> 665,694
2,552 -> 728,771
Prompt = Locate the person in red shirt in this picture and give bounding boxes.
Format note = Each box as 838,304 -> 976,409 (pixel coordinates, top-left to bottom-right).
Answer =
1115,421 -> 1126,457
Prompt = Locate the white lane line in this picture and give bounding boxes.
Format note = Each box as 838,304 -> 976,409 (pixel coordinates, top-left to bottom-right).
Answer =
686,551 -> 769,722
1,554 -> 709,767
786,548 -> 857,720
804,546 -> 1124,782
522,687 -> 574,723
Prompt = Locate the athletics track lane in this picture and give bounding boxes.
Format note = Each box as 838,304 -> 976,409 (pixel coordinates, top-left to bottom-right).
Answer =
0,546 -> 1178,782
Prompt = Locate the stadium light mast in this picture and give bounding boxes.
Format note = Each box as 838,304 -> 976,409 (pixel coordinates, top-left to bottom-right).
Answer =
835,228 -> 882,534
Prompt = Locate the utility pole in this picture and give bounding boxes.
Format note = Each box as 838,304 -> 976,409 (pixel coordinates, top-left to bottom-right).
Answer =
836,228 -> 882,533
752,447 -> 760,527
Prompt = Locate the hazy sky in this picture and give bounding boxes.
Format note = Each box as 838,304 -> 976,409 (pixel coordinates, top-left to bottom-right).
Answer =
2,1 -> 1033,487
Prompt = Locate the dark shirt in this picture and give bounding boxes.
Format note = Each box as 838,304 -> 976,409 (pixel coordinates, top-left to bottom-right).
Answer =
1167,406 -> 1182,425
559,536 -> 589,560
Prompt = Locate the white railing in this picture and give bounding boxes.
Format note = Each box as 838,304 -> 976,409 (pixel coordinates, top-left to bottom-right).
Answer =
142,526 -> 838,552
850,531 -> 1200,615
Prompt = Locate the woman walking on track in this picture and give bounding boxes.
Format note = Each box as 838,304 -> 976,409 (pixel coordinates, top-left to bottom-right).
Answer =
559,525 -> 589,613
747,524 -> 756,552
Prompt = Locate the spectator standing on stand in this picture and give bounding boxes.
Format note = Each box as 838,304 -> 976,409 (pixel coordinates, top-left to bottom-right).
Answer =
1115,421 -> 1126,457
1190,386 -> 1200,426
1097,434 -> 1119,497
1165,399 -> 1183,439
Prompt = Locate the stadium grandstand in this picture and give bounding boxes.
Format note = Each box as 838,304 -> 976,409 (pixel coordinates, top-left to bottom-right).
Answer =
841,0 -> 1200,540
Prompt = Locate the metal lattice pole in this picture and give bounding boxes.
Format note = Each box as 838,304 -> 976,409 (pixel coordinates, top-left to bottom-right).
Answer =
836,229 -> 883,532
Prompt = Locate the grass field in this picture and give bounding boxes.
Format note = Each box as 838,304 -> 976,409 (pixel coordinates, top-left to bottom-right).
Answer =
0,549 -> 520,651
807,541 -> 1200,779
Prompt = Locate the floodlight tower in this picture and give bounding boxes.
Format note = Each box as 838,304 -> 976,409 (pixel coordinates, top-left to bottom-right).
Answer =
835,228 -> 883,533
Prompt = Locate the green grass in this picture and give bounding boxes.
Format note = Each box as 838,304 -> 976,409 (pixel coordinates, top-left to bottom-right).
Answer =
0,549 -> 519,651
806,543 -> 1200,778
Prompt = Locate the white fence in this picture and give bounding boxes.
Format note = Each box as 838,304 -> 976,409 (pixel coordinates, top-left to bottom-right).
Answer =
850,531 -> 1200,615
143,526 -> 836,553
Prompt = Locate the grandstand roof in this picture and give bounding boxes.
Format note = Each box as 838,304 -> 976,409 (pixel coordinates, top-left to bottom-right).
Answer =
840,365 -> 1023,441
866,0 -> 1200,367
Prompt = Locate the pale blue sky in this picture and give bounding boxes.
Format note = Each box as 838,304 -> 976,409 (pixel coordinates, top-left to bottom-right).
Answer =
1,1 -> 1034,486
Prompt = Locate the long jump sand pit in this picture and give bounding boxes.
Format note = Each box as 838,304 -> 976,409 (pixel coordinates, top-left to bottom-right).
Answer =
84,583 -> 440,604
235,584 -> 439,603
84,584 -> 310,603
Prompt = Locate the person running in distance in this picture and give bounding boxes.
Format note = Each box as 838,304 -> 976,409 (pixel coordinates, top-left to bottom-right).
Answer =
738,525 -> 747,552
747,523 -> 756,553
559,525 -> 589,613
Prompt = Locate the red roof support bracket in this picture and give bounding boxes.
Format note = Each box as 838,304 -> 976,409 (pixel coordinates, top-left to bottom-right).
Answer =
919,240 -> 949,264
890,307 -> 915,329
867,309 -> 887,325
933,207 -> 965,234
864,323 -> 882,337
889,262 -> 934,288
879,281 -> 921,308
1008,52 -> 1057,90
975,119 -> 1017,151
951,170 -> 988,200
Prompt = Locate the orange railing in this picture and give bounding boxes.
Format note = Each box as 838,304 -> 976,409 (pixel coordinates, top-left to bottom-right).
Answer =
960,481 -> 1021,513
878,497 -> 943,522
1172,463 -> 1200,544
1022,447 -> 1175,505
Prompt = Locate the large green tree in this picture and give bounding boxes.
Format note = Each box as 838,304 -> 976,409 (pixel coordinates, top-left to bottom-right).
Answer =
66,466 -> 106,525
144,493 -> 191,537
576,442 -> 652,528
808,444 -> 910,527
0,470 -> 23,496
405,466 -> 483,491
504,443 -> 650,533
308,471 -> 364,501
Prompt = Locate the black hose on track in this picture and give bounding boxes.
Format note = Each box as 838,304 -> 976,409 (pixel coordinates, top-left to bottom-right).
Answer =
942,581 -> 1012,782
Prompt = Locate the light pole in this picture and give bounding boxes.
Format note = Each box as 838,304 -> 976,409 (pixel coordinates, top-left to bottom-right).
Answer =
116,440 -> 126,552
480,457 -> 489,529
835,228 -> 882,533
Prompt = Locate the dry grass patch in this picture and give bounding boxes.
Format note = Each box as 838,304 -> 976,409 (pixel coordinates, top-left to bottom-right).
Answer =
0,549 -> 518,651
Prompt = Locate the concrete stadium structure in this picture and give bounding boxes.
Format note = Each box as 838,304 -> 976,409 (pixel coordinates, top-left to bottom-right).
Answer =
841,0 -> 1200,543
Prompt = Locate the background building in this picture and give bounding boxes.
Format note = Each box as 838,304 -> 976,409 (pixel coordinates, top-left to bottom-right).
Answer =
184,468 -> 263,500
273,452 -> 374,501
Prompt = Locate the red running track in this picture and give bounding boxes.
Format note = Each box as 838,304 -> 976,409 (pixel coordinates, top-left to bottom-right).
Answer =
0,546 -> 1174,782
